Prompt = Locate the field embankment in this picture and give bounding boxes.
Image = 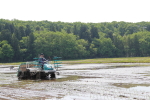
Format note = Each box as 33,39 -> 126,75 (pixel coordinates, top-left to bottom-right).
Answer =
1,57 -> 150,65
62,57 -> 150,64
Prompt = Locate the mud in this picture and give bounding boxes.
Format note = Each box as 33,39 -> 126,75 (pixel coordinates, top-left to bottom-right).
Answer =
0,63 -> 150,100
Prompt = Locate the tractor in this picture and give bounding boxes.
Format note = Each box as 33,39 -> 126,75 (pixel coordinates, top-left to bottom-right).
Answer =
17,57 -> 62,80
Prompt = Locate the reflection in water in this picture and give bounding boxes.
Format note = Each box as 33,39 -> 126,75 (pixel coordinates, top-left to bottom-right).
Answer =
130,86 -> 150,92
0,67 -> 17,74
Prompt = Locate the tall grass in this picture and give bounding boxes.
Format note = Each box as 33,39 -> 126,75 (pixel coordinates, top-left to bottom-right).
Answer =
62,57 -> 150,64
0,62 -> 24,65
1,57 -> 150,65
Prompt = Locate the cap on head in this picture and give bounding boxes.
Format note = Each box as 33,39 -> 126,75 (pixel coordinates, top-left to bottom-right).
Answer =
40,53 -> 44,55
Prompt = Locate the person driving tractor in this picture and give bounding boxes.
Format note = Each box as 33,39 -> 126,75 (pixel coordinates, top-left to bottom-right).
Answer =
38,53 -> 47,70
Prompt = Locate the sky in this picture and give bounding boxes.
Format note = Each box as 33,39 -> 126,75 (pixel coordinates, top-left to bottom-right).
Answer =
0,0 -> 150,23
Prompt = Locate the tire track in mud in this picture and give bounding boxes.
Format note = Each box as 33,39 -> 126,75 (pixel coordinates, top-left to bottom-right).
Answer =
0,86 -> 57,100
59,69 -> 150,84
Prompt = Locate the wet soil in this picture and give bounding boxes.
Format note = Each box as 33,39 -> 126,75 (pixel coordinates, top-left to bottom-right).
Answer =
0,63 -> 150,100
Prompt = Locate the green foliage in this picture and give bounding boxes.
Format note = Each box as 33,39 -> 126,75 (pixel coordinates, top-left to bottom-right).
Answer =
113,33 -> 125,57
34,31 -> 88,59
1,42 -> 14,62
0,47 -> 3,60
0,29 -> 12,43
92,38 -> 115,57
27,32 -> 35,60
1,19 -> 150,62
11,34 -> 20,61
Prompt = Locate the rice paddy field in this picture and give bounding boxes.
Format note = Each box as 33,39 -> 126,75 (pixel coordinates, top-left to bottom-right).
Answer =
0,57 -> 150,100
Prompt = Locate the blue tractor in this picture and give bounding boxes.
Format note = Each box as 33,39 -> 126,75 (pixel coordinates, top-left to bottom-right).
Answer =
17,57 -> 62,80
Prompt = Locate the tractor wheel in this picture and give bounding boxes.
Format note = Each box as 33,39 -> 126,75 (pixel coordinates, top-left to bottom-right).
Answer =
26,69 -> 30,79
40,72 -> 47,79
18,71 -> 24,80
50,73 -> 56,79
36,72 -> 41,80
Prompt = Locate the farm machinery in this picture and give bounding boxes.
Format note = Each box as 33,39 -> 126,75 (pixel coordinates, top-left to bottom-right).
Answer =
17,57 -> 62,80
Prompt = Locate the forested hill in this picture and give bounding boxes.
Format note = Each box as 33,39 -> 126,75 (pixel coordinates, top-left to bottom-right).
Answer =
0,19 -> 150,62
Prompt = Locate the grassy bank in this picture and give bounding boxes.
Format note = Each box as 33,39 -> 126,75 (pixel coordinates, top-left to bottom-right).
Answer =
62,57 -> 150,64
0,62 -> 23,65
1,57 -> 150,65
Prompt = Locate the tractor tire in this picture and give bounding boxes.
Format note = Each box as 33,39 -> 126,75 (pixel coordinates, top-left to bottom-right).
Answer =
36,72 -> 41,80
26,69 -> 30,79
17,71 -> 22,80
50,73 -> 56,79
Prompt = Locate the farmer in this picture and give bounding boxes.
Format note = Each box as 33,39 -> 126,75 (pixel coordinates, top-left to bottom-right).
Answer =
38,53 -> 47,69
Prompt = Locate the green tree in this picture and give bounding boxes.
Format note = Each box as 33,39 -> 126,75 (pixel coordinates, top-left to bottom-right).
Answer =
118,21 -> 127,36
14,28 -> 21,40
73,24 -> 78,35
1,43 -> 14,62
34,34 -> 49,57
125,24 -> 139,35
34,31 -> 88,59
138,31 -> 150,56
49,23 -> 56,32
132,34 -> 140,56
113,33 -> 125,57
35,26 -> 41,31
27,32 -> 35,59
139,39 -> 149,56
0,23 -> 4,32
123,36 -> 132,57
0,29 -> 12,43
0,47 -> 3,61
25,25 -> 32,36
4,23 -> 11,31
19,37 -> 28,61
19,26 -> 26,37
90,25 -> 99,39
92,38 -> 115,57
11,34 -> 20,61
79,24 -> 91,42
89,43 -> 97,58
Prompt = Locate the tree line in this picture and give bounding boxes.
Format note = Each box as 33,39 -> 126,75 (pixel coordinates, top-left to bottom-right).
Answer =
0,19 -> 150,62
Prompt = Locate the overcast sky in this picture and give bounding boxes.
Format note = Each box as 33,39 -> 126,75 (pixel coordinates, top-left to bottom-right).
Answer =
0,0 -> 150,23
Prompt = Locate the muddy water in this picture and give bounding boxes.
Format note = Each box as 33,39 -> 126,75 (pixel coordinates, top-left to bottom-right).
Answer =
0,63 -> 150,100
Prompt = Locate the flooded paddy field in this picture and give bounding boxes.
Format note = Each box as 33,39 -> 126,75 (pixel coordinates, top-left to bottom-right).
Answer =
0,63 -> 150,100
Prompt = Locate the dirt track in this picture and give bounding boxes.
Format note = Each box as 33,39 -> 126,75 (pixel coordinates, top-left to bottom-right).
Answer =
0,63 -> 150,100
